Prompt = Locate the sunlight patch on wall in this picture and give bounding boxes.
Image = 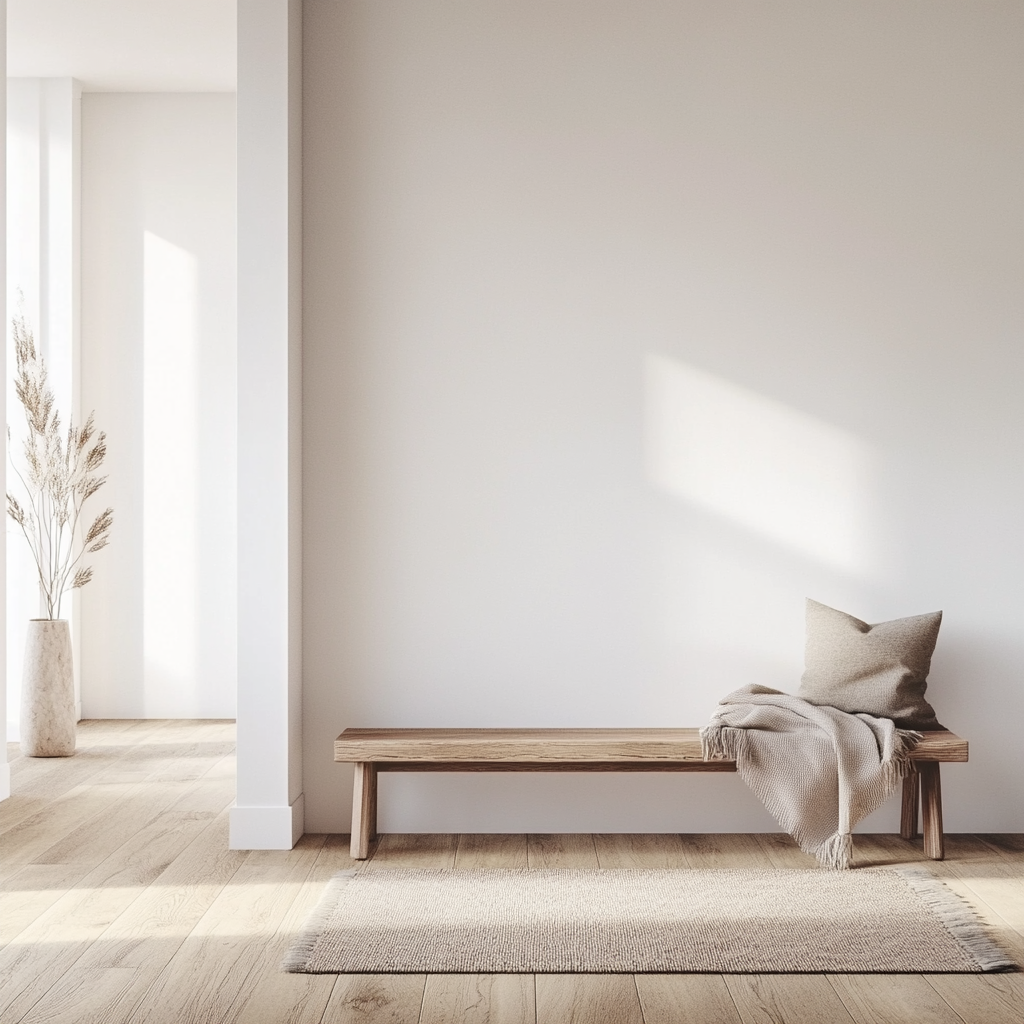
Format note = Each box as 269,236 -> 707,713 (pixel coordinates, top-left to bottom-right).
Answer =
644,353 -> 873,574
143,231 -> 200,714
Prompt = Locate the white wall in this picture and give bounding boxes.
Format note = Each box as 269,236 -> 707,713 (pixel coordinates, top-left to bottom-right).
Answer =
79,93 -> 237,719
303,0 -> 1024,834
6,78 -> 82,740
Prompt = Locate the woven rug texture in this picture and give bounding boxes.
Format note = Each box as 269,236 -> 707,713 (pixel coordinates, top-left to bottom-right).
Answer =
283,866 -> 1014,974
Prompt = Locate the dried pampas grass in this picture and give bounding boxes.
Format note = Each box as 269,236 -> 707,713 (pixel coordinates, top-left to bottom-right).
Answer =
7,314 -> 113,619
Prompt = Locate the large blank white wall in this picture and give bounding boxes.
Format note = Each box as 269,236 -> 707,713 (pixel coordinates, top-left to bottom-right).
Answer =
80,94 -> 237,719
303,1 -> 1024,833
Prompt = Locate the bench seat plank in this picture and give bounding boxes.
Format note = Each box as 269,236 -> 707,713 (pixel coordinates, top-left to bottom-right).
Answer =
334,727 -> 967,764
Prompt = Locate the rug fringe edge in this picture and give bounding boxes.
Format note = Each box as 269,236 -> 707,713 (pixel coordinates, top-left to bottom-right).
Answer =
281,869 -> 359,973
893,866 -> 1017,972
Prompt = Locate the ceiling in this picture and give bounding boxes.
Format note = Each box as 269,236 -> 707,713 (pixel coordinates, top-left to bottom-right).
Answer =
8,0 -> 235,92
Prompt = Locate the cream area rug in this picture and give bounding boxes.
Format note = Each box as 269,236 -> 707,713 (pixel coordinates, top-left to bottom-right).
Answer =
283,867 -> 1014,974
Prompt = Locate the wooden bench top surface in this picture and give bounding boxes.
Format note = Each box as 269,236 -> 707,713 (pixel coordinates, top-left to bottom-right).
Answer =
335,727 -> 967,764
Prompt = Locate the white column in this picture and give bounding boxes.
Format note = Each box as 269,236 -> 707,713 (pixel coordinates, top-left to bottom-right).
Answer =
230,0 -> 304,849
0,0 -> 10,799
5,76 -> 81,741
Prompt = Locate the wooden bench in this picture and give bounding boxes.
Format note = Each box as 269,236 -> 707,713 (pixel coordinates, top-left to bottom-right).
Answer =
334,727 -> 968,861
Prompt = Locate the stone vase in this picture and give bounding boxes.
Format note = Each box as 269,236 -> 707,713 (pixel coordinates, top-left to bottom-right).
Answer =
21,619 -> 76,757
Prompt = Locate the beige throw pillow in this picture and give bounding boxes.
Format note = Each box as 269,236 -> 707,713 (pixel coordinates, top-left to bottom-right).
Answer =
798,599 -> 943,730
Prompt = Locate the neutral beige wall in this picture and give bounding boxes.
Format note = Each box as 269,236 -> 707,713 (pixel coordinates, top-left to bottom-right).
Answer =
303,1 -> 1024,833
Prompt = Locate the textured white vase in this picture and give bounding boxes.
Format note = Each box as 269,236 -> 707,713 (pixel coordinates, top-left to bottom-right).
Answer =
21,619 -> 76,757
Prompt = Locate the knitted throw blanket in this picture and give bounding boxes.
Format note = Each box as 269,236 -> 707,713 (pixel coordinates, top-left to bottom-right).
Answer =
701,684 -> 921,869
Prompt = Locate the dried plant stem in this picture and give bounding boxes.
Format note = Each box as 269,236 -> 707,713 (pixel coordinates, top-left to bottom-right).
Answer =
6,314 -> 113,619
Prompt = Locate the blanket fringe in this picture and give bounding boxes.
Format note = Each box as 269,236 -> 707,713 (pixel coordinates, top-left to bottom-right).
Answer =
700,723 -> 747,762
880,724 -> 921,786
815,832 -> 853,870
882,728 -> 923,790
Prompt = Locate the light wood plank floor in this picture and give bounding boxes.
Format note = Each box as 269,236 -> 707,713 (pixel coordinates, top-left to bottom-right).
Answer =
2,720 -> 1022,1024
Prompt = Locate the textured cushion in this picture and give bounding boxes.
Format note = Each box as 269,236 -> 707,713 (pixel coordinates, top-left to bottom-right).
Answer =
798,599 -> 943,730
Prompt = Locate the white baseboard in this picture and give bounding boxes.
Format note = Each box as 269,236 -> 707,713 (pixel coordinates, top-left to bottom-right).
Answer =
0,760 -> 10,801
229,793 -> 305,849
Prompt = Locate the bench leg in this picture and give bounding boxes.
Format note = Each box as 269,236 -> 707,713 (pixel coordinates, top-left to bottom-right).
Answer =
919,762 -> 944,861
900,770 -> 919,840
351,762 -> 378,860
